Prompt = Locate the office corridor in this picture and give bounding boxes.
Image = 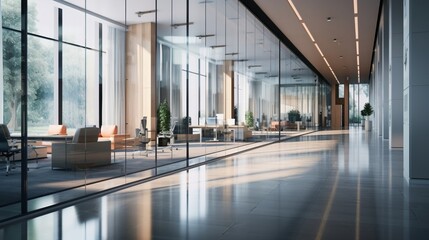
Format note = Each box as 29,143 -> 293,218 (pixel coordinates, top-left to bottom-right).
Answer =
1,128 -> 429,240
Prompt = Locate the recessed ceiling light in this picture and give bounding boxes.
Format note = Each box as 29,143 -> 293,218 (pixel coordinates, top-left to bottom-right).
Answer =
333,38 -> 337,42
288,0 -> 339,84
339,56 -> 343,59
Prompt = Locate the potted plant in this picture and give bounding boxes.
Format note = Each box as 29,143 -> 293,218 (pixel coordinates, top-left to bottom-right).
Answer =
288,109 -> 301,123
245,111 -> 254,129
361,102 -> 374,131
157,99 -> 171,146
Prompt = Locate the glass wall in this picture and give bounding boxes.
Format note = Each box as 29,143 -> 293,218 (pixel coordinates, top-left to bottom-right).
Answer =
0,0 -> 328,222
1,0 -> 22,219
349,84 -> 369,125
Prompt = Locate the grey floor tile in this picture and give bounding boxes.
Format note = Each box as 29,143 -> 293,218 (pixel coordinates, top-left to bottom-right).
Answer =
1,128 -> 429,240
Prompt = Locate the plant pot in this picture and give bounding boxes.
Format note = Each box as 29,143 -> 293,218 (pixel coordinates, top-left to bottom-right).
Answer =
365,120 -> 372,131
158,137 -> 169,146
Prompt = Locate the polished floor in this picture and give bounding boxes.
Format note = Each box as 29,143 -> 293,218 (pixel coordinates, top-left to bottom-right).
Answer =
1,128 -> 429,240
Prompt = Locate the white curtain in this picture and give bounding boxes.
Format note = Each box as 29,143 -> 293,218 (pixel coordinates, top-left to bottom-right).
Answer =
103,27 -> 125,133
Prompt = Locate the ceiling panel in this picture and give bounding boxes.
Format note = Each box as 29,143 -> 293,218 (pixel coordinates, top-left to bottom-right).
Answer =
254,0 -> 381,85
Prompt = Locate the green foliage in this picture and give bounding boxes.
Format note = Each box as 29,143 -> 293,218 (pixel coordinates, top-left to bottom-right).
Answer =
62,49 -> 86,128
245,111 -> 254,128
157,99 -> 171,133
288,110 -> 301,122
361,103 -> 374,117
2,0 -> 54,130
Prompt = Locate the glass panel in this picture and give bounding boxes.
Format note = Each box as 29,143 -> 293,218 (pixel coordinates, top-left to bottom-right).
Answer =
123,0 -> 159,174
155,0 -> 187,171
27,25 -> 56,136
28,0 -> 57,39
0,0 -> 330,222
1,0 -> 20,30
349,83 -> 369,126
62,4 -> 85,46
0,18 -> 22,219
63,44 -> 85,129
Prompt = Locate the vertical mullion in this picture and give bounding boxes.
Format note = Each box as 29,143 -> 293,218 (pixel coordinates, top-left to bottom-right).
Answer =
278,42 -> 281,140
99,23 -> 103,127
58,9 -> 63,124
186,0 -> 190,166
21,0 -> 28,214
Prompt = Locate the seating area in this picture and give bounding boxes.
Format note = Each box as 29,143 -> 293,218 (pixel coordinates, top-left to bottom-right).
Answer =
269,121 -> 306,131
51,127 -> 111,169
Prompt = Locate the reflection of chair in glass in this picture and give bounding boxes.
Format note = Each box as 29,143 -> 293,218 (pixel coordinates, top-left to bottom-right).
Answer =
157,120 -> 177,152
135,117 -> 152,157
0,124 -> 20,175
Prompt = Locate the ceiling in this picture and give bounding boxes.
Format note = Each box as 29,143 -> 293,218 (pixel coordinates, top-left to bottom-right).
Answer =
254,0 -> 381,85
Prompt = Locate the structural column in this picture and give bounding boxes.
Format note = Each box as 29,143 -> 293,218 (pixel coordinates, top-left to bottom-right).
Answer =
382,0 -> 390,140
126,23 -> 157,143
224,60 -> 234,121
375,29 -> 383,134
389,0 -> 403,148
403,0 -> 429,179
330,84 -> 348,130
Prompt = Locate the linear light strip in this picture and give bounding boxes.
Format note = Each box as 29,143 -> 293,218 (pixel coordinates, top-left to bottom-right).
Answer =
288,0 -> 302,21
302,23 -> 316,42
354,0 -> 360,83
353,0 -> 358,14
356,41 -> 359,55
354,16 -> 359,40
323,57 -> 331,68
288,0 -> 339,84
314,43 -> 324,57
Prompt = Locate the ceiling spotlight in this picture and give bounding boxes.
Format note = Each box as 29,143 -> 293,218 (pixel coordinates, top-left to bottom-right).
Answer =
327,17 -> 332,22
339,56 -> 343,59
333,38 -> 337,42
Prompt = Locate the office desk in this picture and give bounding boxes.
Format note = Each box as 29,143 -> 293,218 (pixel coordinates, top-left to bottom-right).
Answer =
189,125 -> 239,142
189,125 -> 221,142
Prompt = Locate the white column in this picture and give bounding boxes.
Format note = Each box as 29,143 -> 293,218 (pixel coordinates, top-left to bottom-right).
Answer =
382,1 -> 390,140
389,0 -> 403,148
404,0 -> 429,179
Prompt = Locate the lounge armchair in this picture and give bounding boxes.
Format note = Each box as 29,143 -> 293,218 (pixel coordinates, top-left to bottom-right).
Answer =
98,125 -> 128,150
51,127 -> 111,169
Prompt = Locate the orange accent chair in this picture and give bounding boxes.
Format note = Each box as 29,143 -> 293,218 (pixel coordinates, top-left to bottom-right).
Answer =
98,125 -> 129,150
42,125 -> 68,153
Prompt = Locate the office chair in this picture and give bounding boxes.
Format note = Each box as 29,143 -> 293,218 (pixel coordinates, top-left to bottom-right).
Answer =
139,117 -> 152,156
0,124 -> 20,175
157,120 -> 177,152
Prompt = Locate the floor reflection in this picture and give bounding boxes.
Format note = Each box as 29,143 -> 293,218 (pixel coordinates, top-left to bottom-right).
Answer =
2,129 -> 429,239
